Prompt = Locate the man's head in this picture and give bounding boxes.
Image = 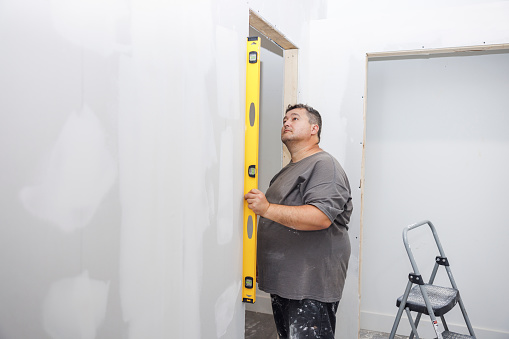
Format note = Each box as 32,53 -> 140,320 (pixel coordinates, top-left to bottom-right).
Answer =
282,104 -> 322,144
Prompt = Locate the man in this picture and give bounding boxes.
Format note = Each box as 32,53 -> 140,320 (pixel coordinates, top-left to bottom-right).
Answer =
244,104 -> 352,339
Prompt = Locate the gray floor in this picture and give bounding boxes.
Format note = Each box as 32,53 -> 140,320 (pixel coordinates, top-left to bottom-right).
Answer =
359,329 -> 409,339
245,311 -> 409,339
245,311 -> 277,339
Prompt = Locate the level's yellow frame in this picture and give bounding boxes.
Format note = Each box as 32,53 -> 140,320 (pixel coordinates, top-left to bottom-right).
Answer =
242,36 -> 261,303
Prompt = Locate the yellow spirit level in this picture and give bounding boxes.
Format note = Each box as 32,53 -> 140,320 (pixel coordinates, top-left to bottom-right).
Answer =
242,36 -> 260,303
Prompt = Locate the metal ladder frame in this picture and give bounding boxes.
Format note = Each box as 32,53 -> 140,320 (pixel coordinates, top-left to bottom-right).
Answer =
388,220 -> 476,339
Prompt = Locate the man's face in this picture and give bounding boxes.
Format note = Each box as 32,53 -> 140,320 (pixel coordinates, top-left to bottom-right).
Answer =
281,108 -> 316,144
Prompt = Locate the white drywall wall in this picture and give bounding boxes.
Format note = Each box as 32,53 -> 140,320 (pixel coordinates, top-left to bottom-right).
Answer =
0,0 -> 250,337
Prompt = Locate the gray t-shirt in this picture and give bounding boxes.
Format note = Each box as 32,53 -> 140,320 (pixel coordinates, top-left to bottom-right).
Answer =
257,151 -> 352,303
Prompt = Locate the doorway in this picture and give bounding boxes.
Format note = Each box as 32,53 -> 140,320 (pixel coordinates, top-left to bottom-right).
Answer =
360,46 -> 509,338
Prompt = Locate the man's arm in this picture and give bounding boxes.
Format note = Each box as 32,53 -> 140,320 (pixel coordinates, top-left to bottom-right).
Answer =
244,189 -> 331,231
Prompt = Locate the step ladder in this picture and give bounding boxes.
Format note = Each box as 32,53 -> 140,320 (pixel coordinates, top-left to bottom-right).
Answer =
389,220 -> 476,339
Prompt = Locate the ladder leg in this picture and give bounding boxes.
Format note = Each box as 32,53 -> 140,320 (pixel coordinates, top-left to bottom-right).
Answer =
409,313 -> 422,339
389,281 -> 413,339
389,302 -> 406,339
405,308 -> 420,339
457,296 -> 476,337
418,285 -> 443,339
444,266 -> 476,337
440,315 -> 449,332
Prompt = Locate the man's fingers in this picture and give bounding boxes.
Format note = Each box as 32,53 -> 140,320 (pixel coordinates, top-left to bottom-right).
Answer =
245,189 -> 261,199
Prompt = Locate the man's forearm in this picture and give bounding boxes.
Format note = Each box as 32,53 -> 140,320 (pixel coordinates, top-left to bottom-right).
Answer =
262,204 -> 331,231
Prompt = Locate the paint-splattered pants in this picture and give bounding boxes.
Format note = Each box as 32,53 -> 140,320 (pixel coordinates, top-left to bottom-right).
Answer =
270,294 -> 339,339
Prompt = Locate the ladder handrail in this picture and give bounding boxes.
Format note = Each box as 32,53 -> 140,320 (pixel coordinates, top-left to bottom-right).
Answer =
402,220 -> 447,277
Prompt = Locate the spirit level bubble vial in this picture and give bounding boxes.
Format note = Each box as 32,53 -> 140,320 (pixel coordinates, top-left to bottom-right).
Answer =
242,36 -> 260,304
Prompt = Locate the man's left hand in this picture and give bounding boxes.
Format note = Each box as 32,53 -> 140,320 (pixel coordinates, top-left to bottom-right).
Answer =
244,189 -> 270,217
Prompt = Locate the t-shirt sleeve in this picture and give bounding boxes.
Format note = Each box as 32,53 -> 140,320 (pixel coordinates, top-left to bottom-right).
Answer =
305,182 -> 350,223
301,158 -> 351,224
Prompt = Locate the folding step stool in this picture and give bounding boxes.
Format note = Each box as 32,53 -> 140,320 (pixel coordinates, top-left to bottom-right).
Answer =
389,220 -> 476,339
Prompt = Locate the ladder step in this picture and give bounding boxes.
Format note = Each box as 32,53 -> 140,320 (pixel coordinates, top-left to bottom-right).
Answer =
396,284 -> 459,316
441,331 -> 475,339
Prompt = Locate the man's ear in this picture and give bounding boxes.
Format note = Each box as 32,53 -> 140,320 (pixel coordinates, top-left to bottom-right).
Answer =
310,124 -> 319,136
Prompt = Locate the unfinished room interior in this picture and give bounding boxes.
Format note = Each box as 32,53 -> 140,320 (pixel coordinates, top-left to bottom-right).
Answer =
1,0 -> 508,338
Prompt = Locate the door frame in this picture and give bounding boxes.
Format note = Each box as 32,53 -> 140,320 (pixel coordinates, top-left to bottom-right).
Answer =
358,42 -> 509,335
249,9 -> 298,165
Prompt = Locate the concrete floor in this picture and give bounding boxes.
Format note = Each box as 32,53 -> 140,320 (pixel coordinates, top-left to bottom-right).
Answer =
245,311 -> 409,339
359,329 -> 409,339
245,311 -> 278,339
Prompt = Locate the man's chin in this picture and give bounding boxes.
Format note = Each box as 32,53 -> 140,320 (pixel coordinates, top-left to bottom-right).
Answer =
281,133 -> 292,140
281,138 -> 291,147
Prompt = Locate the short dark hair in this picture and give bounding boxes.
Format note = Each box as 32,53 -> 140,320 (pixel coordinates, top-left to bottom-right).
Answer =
286,103 -> 322,142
